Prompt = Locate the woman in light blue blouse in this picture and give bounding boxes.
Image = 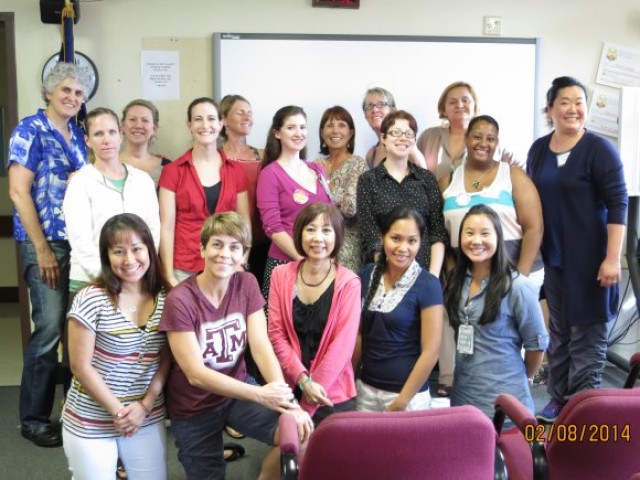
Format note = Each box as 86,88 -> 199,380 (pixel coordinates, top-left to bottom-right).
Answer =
444,204 -> 548,418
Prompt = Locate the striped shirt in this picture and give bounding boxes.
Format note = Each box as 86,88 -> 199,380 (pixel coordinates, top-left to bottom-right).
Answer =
62,286 -> 167,438
443,161 -> 523,250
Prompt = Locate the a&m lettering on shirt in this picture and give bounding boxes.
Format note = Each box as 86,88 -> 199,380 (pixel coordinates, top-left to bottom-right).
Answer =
200,313 -> 246,368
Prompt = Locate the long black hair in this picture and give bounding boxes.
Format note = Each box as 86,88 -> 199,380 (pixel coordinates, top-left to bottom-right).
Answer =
444,204 -> 516,328
362,206 -> 426,312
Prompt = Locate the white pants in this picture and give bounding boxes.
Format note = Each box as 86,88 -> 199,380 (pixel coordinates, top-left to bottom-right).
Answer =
527,267 -> 545,293
356,379 -> 432,412
62,422 -> 167,480
174,268 -> 196,283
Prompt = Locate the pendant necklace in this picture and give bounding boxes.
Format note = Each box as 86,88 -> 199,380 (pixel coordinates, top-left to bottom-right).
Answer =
299,261 -> 332,287
466,163 -> 495,190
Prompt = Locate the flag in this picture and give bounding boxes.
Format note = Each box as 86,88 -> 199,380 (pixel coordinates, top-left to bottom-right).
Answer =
59,0 -> 86,127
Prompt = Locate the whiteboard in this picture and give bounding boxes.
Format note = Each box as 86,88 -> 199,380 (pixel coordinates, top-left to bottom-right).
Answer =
213,33 -> 540,162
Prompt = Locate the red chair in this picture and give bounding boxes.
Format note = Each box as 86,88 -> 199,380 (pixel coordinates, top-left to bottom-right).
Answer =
279,406 -> 503,480
494,352 -> 640,480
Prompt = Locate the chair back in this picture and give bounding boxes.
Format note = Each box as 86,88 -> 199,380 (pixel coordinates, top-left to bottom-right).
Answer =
546,388 -> 640,480
298,406 -> 496,480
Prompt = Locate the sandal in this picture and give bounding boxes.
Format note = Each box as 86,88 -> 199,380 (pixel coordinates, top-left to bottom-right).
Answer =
225,425 -> 246,439
436,384 -> 452,397
223,443 -> 246,462
116,458 -> 128,479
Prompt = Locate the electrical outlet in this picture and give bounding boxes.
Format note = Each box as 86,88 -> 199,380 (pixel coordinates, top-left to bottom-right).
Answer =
483,16 -> 502,36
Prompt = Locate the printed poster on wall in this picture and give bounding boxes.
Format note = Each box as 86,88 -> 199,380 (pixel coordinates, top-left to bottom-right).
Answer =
596,42 -> 640,88
586,87 -> 620,138
141,50 -> 180,101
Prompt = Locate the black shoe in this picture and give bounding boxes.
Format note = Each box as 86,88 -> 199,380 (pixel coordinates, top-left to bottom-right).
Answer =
21,425 -> 62,448
223,443 -> 245,462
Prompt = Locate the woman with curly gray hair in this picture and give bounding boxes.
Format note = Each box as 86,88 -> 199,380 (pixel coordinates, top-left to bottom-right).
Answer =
8,61 -> 89,448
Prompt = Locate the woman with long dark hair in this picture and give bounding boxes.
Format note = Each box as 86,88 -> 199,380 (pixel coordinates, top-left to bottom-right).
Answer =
256,105 -> 332,299
444,204 -> 547,418
355,206 -> 443,411
62,213 -> 171,479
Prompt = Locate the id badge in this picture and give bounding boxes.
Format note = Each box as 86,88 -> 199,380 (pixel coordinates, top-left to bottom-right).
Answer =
457,324 -> 474,354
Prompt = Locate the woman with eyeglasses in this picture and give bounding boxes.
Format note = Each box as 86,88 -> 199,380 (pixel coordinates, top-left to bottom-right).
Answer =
361,87 -> 427,170
356,110 -> 447,277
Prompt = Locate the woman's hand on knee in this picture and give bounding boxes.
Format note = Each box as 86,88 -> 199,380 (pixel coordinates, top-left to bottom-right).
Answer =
257,381 -> 295,412
286,408 -> 314,444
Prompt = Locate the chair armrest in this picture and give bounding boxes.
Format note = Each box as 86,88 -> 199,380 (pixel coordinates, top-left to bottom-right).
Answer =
278,413 -> 300,455
624,352 -> 640,388
493,393 -> 538,434
279,414 -> 300,480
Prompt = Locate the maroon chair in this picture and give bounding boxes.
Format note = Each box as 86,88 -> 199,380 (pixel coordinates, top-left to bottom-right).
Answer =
280,406 -> 501,480
624,352 -> 640,388
494,352 -> 640,480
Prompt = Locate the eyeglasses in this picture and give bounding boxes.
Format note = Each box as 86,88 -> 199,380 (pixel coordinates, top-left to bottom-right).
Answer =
386,128 -> 416,139
363,101 -> 389,111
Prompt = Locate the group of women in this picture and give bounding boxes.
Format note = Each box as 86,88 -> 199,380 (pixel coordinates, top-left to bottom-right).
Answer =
14,62 -> 628,480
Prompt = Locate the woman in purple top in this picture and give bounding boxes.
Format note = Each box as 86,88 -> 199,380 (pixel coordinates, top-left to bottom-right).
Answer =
256,105 -> 332,300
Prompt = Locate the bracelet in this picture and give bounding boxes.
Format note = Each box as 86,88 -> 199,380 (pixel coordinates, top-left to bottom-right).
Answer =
298,374 -> 312,390
138,400 -> 152,417
527,377 -> 534,386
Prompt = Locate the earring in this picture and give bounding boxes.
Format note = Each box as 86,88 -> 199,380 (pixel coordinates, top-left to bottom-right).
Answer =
321,142 -> 326,148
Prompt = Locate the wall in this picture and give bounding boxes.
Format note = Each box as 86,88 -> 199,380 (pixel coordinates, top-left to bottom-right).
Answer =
1,0 -> 638,160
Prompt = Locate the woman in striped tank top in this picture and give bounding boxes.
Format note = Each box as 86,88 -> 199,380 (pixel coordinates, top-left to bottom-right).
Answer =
437,115 -> 544,398
62,213 -> 171,480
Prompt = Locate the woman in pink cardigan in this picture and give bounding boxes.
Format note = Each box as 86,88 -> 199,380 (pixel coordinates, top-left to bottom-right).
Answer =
268,203 -> 361,424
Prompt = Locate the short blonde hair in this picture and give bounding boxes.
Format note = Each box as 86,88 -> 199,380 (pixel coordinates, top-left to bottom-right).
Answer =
200,212 -> 251,251
437,81 -> 479,119
122,99 -> 160,126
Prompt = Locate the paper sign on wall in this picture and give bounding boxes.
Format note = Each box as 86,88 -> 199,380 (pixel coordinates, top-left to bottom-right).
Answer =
141,50 -> 180,101
596,42 -> 640,89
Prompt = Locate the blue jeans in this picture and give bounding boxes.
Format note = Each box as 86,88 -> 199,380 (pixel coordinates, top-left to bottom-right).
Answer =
171,378 -> 278,480
19,240 -> 70,429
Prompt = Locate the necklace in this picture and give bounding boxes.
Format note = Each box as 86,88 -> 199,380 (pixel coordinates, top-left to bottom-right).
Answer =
299,260 -> 332,287
466,162 -> 496,190
119,302 -> 138,313
118,301 -> 139,313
